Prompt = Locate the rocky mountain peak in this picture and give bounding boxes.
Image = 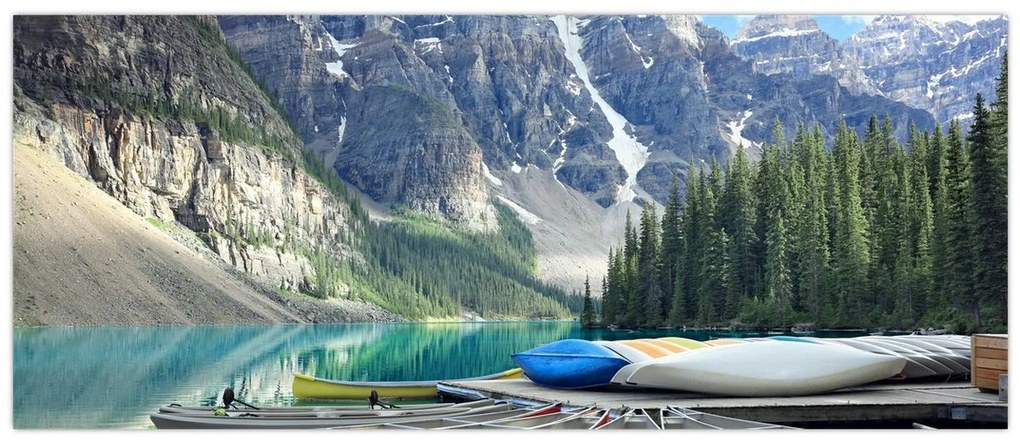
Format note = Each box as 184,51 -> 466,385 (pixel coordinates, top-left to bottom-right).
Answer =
733,15 -> 820,44
661,15 -> 702,49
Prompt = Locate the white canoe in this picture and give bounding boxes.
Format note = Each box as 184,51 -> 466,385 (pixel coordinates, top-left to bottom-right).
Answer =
819,338 -> 938,379
593,340 -> 653,363
610,340 -> 906,397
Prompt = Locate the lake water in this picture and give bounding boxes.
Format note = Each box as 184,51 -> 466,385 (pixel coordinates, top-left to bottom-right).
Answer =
12,321 -> 858,429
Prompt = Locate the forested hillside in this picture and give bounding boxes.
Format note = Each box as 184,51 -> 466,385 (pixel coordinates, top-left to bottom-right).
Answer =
598,54 -> 1008,334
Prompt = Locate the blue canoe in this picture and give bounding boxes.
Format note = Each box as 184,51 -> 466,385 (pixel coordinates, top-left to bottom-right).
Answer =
511,339 -> 630,390
767,335 -> 823,344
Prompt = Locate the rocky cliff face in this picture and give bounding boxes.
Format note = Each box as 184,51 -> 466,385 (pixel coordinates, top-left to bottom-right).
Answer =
731,15 -> 882,96
221,14 -> 936,209
13,15 -> 366,303
219,15 -> 498,229
845,15 -> 1007,125
732,15 -> 1008,127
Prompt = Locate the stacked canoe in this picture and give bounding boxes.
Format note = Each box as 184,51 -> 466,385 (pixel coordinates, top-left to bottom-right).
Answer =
512,335 -> 970,397
292,367 -> 524,400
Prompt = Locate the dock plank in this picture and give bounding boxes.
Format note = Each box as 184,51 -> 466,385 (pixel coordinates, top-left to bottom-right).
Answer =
439,379 -> 1007,425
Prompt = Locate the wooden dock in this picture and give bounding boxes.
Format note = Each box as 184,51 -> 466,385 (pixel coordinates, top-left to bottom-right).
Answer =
438,379 -> 1007,426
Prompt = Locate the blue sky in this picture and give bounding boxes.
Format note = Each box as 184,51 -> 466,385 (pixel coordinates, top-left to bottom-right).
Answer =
700,15 -> 872,41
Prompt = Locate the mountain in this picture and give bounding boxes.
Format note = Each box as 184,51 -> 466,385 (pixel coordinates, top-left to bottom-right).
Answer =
732,15 -> 1008,126
223,15 -> 934,206
12,15 -> 576,325
845,15 -> 1008,125
13,15 -> 952,316
730,15 -> 883,96
216,14 -> 935,293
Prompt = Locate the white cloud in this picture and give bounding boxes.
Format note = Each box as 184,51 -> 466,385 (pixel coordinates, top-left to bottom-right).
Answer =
734,15 -> 755,24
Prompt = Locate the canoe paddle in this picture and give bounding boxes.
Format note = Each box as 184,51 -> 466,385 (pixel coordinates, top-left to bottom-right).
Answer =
222,387 -> 260,410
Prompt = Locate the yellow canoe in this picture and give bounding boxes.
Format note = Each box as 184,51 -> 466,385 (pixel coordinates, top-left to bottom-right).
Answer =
657,337 -> 711,350
640,338 -> 689,353
292,368 -> 524,400
616,340 -> 673,358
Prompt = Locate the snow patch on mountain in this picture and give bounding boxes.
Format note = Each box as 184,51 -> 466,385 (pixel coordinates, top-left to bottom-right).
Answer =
726,110 -> 758,152
497,195 -> 542,225
482,162 -> 503,186
324,32 -> 359,79
731,28 -> 819,45
552,15 -> 651,203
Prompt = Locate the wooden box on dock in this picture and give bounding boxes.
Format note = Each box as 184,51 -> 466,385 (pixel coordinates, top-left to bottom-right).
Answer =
971,334 -> 1008,394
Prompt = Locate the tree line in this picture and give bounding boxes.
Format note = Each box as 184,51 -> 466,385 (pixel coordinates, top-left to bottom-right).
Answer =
594,54 -> 1008,334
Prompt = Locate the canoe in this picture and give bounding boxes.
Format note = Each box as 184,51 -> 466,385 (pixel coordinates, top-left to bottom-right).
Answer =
442,406 -> 599,430
149,403 -> 510,429
158,399 -> 494,417
657,337 -> 711,350
511,339 -> 629,389
342,403 -> 563,430
860,337 -> 969,376
640,338 -> 690,353
593,340 -> 652,363
767,335 -> 822,343
346,404 -> 563,426
818,338 -> 938,379
610,340 -> 906,396
292,367 -> 523,400
879,336 -> 972,372
616,339 -> 673,358
704,338 -> 745,346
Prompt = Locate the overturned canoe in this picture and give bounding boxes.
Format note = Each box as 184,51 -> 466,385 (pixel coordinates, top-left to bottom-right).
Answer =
611,340 -> 905,397
292,368 -> 523,400
149,403 -> 510,429
512,339 -> 629,389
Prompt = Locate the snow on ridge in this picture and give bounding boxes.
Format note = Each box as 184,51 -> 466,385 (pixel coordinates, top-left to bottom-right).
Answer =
337,116 -> 347,145
444,65 -> 453,83
623,31 -> 654,69
511,162 -> 523,174
415,16 -> 454,28
482,162 -> 503,186
953,111 -> 975,122
726,110 -> 757,150
324,32 -> 359,79
731,28 -> 819,45
552,15 -> 651,203
496,195 -> 542,225
414,37 -> 442,55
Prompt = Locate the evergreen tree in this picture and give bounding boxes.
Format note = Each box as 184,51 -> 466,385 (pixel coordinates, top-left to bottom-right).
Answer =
679,163 -> 703,324
659,173 -> 684,319
905,126 -> 934,324
986,52 -> 1009,324
968,93 -> 1006,330
601,249 -> 617,325
944,121 -> 975,327
720,148 -> 758,319
829,122 -> 871,327
927,125 -> 951,313
759,124 -> 793,324
580,275 -> 595,327
790,125 -> 830,321
620,210 -> 639,327
636,204 -> 662,327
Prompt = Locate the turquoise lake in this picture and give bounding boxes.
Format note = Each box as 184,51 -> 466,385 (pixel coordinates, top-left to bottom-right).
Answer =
12,321 -> 860,429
